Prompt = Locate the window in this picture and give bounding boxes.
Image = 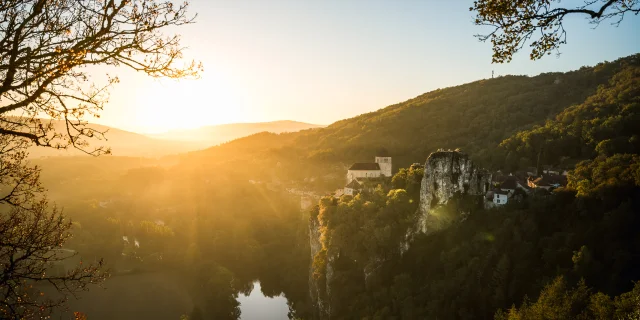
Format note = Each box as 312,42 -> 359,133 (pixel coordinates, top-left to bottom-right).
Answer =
496,199 -> 500,203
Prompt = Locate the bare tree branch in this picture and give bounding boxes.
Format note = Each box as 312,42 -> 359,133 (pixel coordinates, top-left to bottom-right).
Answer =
0,0 -> 202,155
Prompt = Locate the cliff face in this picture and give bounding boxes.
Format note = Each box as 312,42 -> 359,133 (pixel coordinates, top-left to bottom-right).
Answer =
308,215 -> 330,319
415,151 -> 491,234
309,151 -> 491,317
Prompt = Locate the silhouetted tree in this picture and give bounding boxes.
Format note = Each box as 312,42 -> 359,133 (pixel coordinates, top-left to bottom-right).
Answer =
0,0 -> 200,317
471,0 -> 640,63
0,135 -> 107,318
0,0 -> 201,154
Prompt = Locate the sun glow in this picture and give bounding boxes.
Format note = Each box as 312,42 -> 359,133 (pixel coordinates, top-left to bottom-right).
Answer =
132,71 -> 251,134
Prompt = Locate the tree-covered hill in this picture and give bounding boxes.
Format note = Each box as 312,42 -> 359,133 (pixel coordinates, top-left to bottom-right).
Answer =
188,54 -> 639,186
302,55 -> 640,320
294,54 -> 639,169
501,59 -> 640,177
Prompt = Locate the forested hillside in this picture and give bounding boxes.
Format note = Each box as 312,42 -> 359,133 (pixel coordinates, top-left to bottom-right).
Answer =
501,59 -> 640,193
306,54 -> 640,319
24,53 -> 640,320
190,54 -> 640,184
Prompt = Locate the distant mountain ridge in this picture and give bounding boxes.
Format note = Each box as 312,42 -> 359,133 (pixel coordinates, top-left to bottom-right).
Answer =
146,120 -> 323,143
27,121 -> 201,158
28,120 -> 322,158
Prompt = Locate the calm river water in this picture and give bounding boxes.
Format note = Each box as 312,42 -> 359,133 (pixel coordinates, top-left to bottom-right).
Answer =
238,281 -> 289,320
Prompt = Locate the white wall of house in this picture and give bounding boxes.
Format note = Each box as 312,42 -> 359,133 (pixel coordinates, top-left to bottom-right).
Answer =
493,193 -> 508,205
375,157 -> 393,177
347,169 -> 381,182
344,187 -> 354,196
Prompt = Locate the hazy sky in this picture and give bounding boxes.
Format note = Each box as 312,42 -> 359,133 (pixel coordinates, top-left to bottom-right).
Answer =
97,0 -> 640,133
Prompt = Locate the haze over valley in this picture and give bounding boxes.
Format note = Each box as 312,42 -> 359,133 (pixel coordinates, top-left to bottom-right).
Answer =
27,120 -> 322,158
1,1 -> 639,320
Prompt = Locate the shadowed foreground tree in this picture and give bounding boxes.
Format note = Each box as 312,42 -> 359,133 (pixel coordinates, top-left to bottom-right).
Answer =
0,0 -> 201,155
471,0 -> 640,63
0,135 -> 107,318
0,0 -> 201,318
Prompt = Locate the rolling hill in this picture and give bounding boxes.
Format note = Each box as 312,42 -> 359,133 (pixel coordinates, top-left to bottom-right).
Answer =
182,53 -> 639,182
28,120 -> 322,158
27,122 -> 201,158
146,120 -> 323,144
31,54 -> 639,192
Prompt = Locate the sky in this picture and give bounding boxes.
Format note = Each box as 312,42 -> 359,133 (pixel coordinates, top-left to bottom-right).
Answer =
95,0 -> 640,134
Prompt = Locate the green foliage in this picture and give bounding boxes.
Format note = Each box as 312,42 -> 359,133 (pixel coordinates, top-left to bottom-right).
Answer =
27,53 -> 640,319
569,154 -> 640,197
501,61 -> 640,173
317,171 -> 640,319
496,276 -> 640,320
185,55 -> 639,194
309,59 -> 640,318
391,166 -> 424,197
470,1 -> 639,63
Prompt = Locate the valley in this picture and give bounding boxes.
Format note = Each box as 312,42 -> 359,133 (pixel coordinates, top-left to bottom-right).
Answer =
20,54 -> 640,319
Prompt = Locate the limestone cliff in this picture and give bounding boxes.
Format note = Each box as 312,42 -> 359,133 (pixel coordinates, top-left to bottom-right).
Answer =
309,151 -> 491,317
308,214 -> 330,319
415,150 -> 491,234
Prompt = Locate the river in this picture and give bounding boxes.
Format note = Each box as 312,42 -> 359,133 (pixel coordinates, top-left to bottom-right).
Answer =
44,274 -> 291,320
238,281 -> 289,320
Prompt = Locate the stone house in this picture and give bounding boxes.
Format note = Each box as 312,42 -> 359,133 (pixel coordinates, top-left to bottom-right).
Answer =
346,153 -> 392,182
493,190 -> 509,205
344,180 -> 362,196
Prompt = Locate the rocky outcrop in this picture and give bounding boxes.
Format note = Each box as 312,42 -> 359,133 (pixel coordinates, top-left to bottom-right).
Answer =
308,214 -> 330,319
415,150 -> 491,234
310,151 -> 491,316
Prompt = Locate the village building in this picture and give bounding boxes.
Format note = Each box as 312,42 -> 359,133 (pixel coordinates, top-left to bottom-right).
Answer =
344,180 -> 362,196
527,174 -> 567,190
346,153 -> 392,182
488,174 -> 532,207
499,177 -> 517,195
493,190 -> 509,205
542,165 -> 562,175
347,162 -> 382,181
502,175 -> 530,193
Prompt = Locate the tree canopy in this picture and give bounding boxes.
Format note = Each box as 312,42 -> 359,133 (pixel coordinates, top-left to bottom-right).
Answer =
0,0 -> 201,317
0,0 -> 201,155
471,0 -> 640,63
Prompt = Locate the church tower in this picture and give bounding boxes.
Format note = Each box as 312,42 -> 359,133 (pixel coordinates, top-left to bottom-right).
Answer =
374,149 -> 392,177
